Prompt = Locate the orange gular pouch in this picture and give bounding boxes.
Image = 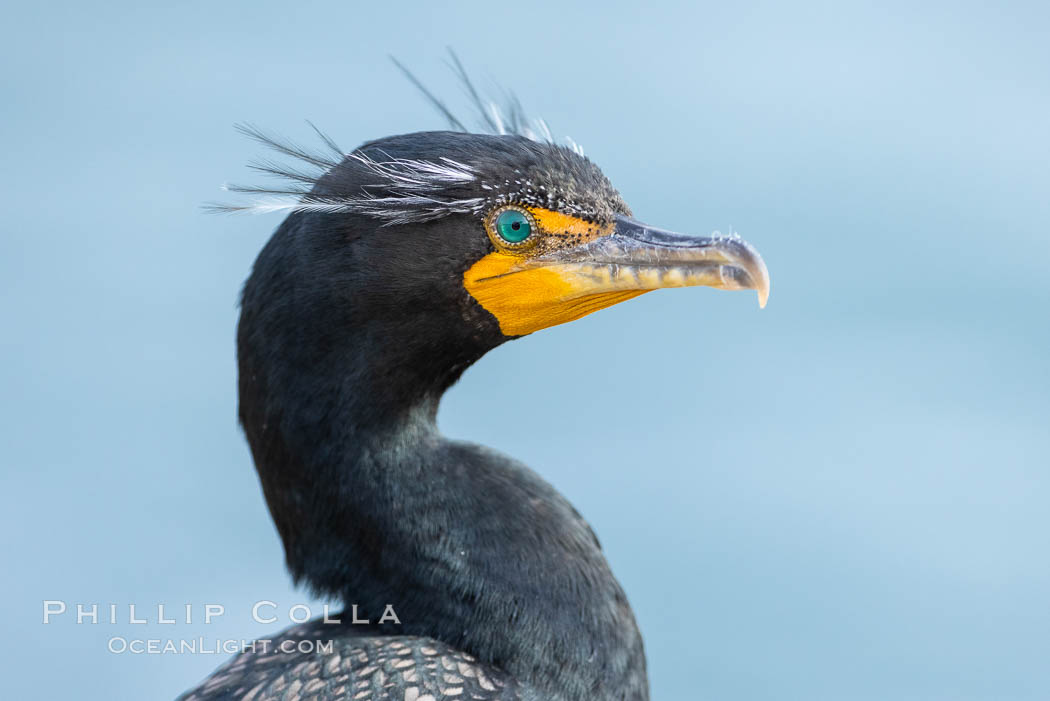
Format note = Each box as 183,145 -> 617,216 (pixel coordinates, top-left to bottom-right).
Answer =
463,250 -> 649,337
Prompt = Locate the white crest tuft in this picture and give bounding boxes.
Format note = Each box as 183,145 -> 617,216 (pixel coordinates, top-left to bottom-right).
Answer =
209,53 -> 591,221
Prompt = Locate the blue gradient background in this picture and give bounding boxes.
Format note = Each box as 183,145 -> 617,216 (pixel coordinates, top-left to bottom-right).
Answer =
3,1 -> 1048,699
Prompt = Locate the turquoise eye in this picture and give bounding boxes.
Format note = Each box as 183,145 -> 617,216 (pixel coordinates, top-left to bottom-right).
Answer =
494,209 -> 532,244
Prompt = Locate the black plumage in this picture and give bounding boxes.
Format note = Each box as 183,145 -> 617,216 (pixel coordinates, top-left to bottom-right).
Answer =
180,63 -> 769,701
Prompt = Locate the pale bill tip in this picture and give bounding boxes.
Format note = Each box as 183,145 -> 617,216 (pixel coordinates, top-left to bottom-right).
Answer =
757,283 -> 769,309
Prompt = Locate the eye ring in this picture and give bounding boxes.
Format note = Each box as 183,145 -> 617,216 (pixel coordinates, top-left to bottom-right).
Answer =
484,205 -> 538,250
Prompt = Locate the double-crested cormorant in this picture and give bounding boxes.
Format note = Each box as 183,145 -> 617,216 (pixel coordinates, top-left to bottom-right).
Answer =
180,63 -> 769,701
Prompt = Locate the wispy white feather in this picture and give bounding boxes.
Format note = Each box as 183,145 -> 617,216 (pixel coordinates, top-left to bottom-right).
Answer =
210,52 -> 589,220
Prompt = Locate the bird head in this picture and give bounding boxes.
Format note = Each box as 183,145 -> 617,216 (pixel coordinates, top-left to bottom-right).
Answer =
224,63 -> 770,418
226,127 -> 768,344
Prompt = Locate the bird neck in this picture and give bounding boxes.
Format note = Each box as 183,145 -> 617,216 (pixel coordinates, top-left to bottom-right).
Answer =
239,326 -> 648,701
236,212 -> 648,700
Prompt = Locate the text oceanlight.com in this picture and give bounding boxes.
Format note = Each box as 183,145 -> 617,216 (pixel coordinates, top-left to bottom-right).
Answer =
107,637 -> 335,655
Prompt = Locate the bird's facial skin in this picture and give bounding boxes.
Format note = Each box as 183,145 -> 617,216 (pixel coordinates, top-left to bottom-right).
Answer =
464,205 -> 770,337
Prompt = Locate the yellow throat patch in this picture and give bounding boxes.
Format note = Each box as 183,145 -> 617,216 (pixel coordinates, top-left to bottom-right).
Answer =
464,207 -> 647,336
